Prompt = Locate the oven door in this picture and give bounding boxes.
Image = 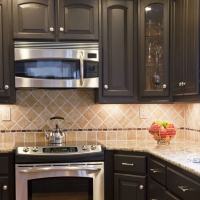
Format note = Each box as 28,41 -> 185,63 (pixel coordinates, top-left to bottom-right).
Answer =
15,162 -> 104,200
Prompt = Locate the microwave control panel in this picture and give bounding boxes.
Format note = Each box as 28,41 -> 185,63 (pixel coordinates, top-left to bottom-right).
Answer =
84,61 -> 98,78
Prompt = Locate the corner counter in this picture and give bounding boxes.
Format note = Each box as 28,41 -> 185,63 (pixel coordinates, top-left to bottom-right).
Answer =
99,140 -> 200,177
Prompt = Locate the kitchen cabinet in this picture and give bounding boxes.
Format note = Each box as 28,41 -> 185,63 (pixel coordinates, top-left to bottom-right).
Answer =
172,0 -> 200,99
0,153 -> 15,200
0,0 -> 15,104
12,0 -> 99,41
138,0 -> 172,103
114,154 -> 147,200
149,155 -> 200,200
95,0 -> 138,103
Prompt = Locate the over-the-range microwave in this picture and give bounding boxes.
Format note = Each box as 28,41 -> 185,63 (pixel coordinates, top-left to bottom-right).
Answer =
14,42 -> 99,88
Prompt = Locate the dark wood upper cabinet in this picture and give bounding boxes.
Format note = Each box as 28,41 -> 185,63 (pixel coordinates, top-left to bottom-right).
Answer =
13,0 -> 55,40
57,0 -> 99,40
0,0 -> 15,103
138,0 -> 172,103
95,0 -> 137,103
172,0 -> 199,97
12,0 -> 99,41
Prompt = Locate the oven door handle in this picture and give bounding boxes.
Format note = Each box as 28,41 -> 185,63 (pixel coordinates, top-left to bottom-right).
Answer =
19,166 -> 101,173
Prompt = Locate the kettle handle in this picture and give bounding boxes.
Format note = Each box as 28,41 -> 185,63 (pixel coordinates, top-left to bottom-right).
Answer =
50,116 -> 64,120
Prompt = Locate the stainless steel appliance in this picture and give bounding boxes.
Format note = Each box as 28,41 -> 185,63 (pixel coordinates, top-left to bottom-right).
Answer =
15,144 -> 104,200
14,42 -> 99,88
44,116 -> 66,144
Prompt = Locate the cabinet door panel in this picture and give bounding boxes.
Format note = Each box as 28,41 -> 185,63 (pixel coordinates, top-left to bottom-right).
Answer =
13,0 -> 55,39
148,178 -> 166,200
114,173 -> 146,200
184,0 -> 199,94
58,0 -> 99,40
102,0 -> 136,98
0,177 -> 9,200
0,0 -> 13,101
138,0 -> 170,98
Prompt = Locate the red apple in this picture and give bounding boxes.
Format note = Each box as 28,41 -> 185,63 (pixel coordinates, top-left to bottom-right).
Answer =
149,124 -> 161,134
168,129 -> 176,137
166,124 -> 175,133
160,128 -> 168,138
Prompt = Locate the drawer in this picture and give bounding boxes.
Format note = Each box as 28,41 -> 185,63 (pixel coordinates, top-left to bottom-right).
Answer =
114,154 -> 146,174
167,167 -> 200,200
148,178 -> 166,200
149,158 -> 166,185
0,157 -> 9,174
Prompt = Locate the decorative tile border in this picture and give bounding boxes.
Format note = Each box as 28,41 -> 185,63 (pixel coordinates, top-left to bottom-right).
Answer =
0,127 -> 189,133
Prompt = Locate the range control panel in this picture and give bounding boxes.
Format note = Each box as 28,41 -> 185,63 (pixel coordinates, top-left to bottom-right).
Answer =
16,145 -> 102,155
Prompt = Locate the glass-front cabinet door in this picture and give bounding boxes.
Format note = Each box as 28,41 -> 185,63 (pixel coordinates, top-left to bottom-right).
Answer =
138,0 -> 170,101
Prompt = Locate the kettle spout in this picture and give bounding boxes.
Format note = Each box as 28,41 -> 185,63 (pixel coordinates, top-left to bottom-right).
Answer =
44,129 -> 49,139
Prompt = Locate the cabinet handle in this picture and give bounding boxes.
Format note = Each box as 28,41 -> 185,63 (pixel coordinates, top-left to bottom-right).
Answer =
4,85 -> 9,89
150,168 -> 159,173
50,27 -> 54,32
139,185 -> 144,190
3,185 -> 7,190
163,84 -> 167,89
179,82 -> 186,87
122,163 -> 134,166
104,85 -> 108,89
60,27 -> 64,31
178,186 -> 189,192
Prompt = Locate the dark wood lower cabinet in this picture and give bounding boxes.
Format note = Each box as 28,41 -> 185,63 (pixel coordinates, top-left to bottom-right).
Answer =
148,178 -> 166,200
114,173 -> 146,200
0,153 -> 14,200
0,177 -> 9,200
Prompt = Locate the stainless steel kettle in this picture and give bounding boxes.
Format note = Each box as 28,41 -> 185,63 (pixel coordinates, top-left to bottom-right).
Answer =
45,116 -> 66,144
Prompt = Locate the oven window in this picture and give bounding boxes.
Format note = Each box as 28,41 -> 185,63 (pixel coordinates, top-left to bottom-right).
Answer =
28,177 -> 93,200
15,60 -> 80,79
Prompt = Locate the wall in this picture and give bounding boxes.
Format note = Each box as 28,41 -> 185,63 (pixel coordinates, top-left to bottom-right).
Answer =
0,89 -> 197,144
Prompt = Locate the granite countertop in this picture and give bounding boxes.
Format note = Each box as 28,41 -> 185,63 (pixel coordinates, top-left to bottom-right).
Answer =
99,140 -> 200,177
1,140 -> 200,177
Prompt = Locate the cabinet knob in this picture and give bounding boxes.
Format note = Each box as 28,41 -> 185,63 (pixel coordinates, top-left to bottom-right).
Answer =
104,85 -> 108,89
4,85 -> 9,89
183,82 -> 186,86
163,84 -> 167,89
3,185 -> 7,190
139,185 -> 144,190
60,27 -> 64,32
50,27 -> 54,32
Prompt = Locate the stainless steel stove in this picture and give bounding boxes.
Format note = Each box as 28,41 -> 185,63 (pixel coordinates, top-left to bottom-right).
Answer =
15,143 -> 105,200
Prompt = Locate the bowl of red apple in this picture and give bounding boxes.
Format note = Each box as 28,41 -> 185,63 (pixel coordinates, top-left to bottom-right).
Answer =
148,120 -> 176,145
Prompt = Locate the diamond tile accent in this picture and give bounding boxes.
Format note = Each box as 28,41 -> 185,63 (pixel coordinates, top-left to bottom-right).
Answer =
0,89 -> 200,143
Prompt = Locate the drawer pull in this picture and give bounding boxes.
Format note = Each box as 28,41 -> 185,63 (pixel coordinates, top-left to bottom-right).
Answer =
150,168 -> 159,173
178,186 -> 189,192
122,163 -> 134,166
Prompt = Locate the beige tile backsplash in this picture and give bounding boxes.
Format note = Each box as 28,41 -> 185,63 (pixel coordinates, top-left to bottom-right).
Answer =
0,89 -> 199,144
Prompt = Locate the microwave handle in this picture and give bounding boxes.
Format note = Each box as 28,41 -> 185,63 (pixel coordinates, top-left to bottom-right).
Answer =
80,51 -> 84,86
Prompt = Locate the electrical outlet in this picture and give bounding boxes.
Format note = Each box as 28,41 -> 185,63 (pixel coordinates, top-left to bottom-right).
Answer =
2,107 -> 11,121
139,106 -> 148,119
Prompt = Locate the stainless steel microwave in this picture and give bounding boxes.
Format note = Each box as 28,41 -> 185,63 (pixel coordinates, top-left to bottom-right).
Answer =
14,42 -> 99,88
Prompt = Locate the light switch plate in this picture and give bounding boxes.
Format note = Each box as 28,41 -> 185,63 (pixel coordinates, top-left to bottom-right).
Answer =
2,107 -> 11,121
139,106 -> 148,119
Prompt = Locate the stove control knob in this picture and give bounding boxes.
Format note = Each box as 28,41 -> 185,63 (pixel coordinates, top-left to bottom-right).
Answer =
91,145 -> 96,150
23,147 -> 29,152
32,147 -> 38,152
81,146 -> 87,150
